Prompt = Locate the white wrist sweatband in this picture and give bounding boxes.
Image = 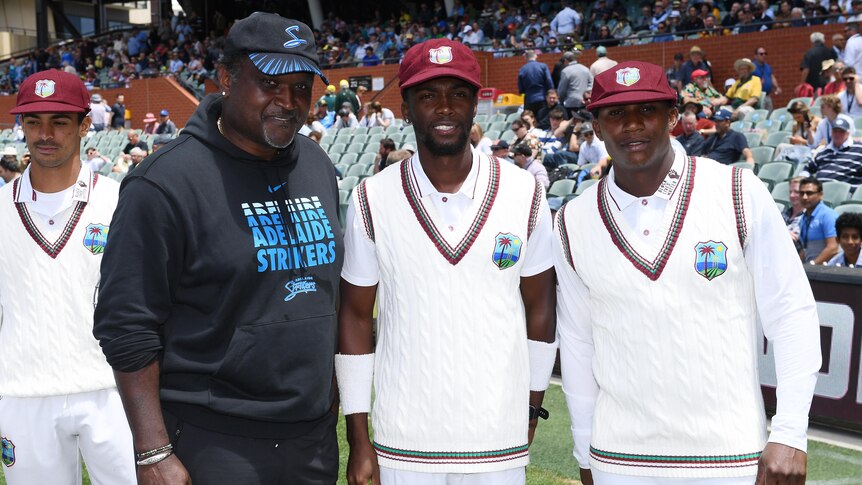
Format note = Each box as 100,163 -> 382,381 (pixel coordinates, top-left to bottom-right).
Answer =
334,353 -> 374,415
528,339 -> 558,391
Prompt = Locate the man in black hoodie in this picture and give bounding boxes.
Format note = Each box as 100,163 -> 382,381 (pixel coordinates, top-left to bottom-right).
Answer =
94,12 -> 343,484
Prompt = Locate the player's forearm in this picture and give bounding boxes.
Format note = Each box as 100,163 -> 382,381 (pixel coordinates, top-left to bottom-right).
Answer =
345,413 -> 373,446
523,268 -> 557,343
113,360 -> 171,452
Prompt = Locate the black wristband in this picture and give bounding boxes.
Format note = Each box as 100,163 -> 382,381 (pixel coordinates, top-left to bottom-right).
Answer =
529,405 -> 549,420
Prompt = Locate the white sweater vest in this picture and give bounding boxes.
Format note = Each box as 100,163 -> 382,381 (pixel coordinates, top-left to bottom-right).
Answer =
354,156 -> 544,473
557,157 -> 766,478
0,172 -> 119,397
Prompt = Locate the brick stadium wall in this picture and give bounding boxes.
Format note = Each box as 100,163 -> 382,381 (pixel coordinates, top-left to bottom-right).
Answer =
0,24 -> 842,130
317,23 -> 844,117
0,77 -> 199,130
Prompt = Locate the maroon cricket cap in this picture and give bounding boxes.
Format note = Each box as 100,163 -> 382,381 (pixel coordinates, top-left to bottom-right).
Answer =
10,69 -> 90,114
398,39 -> 482,93
588,61 -> 678,111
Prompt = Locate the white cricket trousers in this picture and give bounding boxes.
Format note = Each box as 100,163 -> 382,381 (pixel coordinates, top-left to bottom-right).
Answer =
592,469 -> 756,484
380,465 -> 525,484
0,388 -> 135,485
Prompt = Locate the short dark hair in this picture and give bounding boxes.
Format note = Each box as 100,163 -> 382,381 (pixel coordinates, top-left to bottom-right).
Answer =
799,176 -> 823,192
511,143 -> 532,157
836,212 -> 862,237
511,119 -> 525,130
0,158 -> 21,173
380,138 -> 396,150
549,107 -> 566,120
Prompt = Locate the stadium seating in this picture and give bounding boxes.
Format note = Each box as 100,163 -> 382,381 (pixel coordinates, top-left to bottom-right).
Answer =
548,179 -> 576,198
575,179 -> 598,195
822,181 -> 852,208
834,204 -> 862,216
763,131 -> 791,147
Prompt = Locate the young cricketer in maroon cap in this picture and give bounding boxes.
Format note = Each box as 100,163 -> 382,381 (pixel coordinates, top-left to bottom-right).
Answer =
337,38 -> 557,485
0,69 -> 135,484
553,61 -> 820,485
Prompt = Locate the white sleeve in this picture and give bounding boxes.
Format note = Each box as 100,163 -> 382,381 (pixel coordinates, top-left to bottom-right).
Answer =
553,211 -> 598,469
742,170 -> 821,453
521,194 -> 554,277
341,197 -> 380,287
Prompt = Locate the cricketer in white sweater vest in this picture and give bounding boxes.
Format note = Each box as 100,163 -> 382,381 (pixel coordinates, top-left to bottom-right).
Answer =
0,166 -> 118,396
554,152 -> 822,481
341,152 -> 554,474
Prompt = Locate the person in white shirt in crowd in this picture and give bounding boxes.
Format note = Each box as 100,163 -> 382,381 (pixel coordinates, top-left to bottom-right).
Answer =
590,46 -> 618,77
844,22 -> 862,74
812,94 -> 854,148
359,101 -> 395,128
333,107 -> 360,131
837,66 -> 862,117
88,93 -> 111,132
470,123 -> 494,156
577,123 -> 610,177
85,147 -> 112,173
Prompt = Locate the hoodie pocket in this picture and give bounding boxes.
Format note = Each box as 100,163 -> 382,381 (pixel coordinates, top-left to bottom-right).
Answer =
207,313 -> 336,420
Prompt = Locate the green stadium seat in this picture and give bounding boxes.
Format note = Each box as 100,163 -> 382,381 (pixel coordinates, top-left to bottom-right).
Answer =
489,121 -> 509,132
731,161 -> 754,170
575,178 -> 598,195
328,143 -> 347,154
345,164 -> 369,177
358,153 -> 377,166
750,146 -> 775,168
548,179 -> 576,198
763,131 -> 791,147
768,108 -> 789,123
834,203 -> 862,216
367,134 -> 385,146
757,161 -> 792,186
822,181 -> 852,207
746,109 -> 770,123
743,132 -> 762,148
339,153 -> 359,166
339,190 -> 351,204
339,176 -> 360,191
771,181 -> 790,204
346,143 -> 366,154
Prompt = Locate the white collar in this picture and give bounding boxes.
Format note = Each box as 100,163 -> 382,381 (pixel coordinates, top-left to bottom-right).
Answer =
14,163 -> 95,204
606,148 -> 687,211
410,147 -> 481,200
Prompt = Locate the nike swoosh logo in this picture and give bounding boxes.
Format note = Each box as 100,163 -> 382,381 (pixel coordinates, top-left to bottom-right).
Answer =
267,183 -> 287,193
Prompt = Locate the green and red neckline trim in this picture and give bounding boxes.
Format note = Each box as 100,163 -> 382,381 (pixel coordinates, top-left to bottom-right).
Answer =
11,171 -> 99,259
400,156 -> 500,265
597,156 -> 696,281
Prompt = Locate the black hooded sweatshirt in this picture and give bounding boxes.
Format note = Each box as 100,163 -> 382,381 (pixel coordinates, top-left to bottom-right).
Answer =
94,94 -> 343,438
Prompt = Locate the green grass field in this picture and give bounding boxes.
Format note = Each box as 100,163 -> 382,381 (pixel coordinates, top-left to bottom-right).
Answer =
3,385 -> 861,484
